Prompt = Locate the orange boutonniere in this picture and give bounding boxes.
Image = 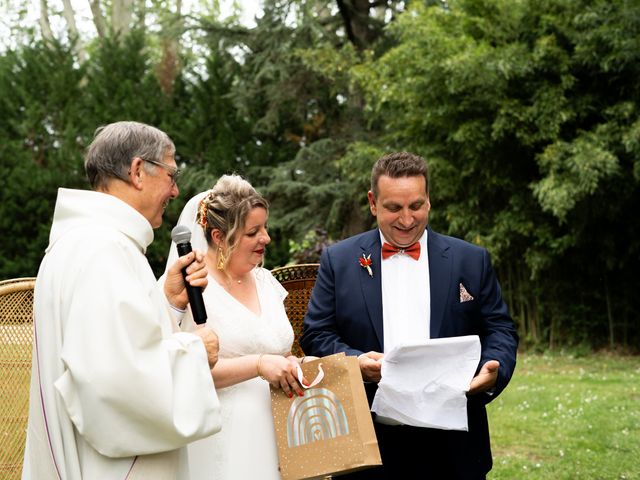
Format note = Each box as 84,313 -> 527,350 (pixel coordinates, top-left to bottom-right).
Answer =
359,253 -> 373,277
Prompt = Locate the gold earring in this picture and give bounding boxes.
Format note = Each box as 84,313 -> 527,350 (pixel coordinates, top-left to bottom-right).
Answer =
217,246 -> 226,270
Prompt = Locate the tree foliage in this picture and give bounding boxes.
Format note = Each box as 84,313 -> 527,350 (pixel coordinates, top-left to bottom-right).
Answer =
1,0 -> 638,350
350,0 -> 640,348
0,41 -> 87,278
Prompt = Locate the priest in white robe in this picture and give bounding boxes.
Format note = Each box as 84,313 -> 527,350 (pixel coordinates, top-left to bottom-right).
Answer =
22,121 -> 222,480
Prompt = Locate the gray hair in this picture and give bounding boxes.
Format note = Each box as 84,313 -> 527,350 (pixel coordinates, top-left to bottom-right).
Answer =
85,121 -> 176,190
198,174 -> 269,269
370,151 -> 429,198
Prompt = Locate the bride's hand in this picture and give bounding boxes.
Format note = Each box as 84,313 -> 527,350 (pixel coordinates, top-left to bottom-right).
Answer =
285,355 -> 312,389
259,354 -> 305,398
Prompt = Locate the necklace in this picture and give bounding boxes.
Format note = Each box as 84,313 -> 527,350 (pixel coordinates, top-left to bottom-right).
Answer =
231,273 -> 249,285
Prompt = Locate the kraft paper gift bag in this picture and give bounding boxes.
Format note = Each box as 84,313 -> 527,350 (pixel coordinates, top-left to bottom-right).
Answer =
270,352 -> 381,480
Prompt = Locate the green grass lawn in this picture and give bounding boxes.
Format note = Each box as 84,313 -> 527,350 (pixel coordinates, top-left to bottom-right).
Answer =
488,352 -> 640,479
1,349 -> 638,479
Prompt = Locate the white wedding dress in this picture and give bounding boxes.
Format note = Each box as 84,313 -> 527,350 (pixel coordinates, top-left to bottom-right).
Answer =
182,267 -> 294,480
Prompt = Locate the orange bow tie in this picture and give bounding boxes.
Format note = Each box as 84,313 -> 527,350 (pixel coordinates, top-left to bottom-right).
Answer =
381,242 -> 421,260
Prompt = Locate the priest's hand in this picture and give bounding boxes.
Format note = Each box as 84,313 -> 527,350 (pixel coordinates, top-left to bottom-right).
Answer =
164,249 -> 208,310
358,351 -> 384,382
193,326 -> 219,369
468,360 -> 500,395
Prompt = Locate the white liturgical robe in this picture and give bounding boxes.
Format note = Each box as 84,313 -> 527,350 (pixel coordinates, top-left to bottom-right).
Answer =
23,188 -> 222,480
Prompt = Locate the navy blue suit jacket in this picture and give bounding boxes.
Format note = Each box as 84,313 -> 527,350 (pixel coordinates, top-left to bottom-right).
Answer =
300,227 -> 518,474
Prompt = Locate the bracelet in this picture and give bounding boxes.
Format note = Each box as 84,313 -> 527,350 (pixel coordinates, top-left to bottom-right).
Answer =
257,354 -> 266,380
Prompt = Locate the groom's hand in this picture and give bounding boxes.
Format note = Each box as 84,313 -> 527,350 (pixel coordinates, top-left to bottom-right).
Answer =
468,360 -> 500,394
358,351 -> 384,382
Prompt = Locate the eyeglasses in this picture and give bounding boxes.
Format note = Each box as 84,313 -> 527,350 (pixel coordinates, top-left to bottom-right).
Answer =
142,158 -> 181,186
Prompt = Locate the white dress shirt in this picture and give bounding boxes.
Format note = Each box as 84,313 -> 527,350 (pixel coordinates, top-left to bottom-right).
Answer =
380,230 -> 431,354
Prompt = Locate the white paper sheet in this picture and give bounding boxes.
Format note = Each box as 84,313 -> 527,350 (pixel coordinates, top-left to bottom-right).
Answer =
371,335 -> 481,431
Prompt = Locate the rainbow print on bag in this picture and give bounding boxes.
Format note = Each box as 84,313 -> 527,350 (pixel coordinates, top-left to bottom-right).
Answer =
286,387 -> 349,447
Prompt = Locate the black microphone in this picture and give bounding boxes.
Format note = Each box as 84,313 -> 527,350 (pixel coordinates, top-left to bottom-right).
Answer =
171,225 -> 208,325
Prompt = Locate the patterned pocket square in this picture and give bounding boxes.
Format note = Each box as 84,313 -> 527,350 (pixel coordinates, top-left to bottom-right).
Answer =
459,283 -> 474,303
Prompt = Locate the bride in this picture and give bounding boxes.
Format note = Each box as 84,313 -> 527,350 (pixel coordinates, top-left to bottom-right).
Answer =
164,174 -> 311,479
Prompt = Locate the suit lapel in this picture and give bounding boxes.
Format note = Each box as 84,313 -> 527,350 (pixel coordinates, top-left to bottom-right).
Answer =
427,228 -> 452,338
359,231 -> 384,350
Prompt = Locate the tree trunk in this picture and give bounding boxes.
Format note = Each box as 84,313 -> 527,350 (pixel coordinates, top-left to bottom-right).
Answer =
39,0 -> 54,42
517,263 -> 537,343
342,200 -> 368,237
137,0 -> 146,29
336,0 -> 375,49
157,38 -> 180,95
531,294 -> 540,344
113,0 -> 134,36
61,0 -> 87,61
604,273 -> 614,349
61,0 -> 80,38
89,0 -> 107,38
156,0 -> 183,95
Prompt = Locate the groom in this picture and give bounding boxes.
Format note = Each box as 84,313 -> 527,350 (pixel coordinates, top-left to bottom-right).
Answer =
300,151 -> 518,479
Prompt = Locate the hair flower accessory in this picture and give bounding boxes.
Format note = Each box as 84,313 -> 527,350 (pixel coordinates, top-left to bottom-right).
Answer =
359,253 -> 373,277
197,192 -> 212,229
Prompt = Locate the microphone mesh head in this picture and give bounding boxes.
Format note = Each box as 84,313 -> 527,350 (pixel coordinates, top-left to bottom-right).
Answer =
171,225 -> 192,244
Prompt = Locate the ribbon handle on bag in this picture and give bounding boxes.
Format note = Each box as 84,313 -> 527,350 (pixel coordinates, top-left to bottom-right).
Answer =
296,362 -> 324,389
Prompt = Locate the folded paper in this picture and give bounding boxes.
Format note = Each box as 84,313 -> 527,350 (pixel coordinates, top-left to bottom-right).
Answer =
371,335 -> 481,431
